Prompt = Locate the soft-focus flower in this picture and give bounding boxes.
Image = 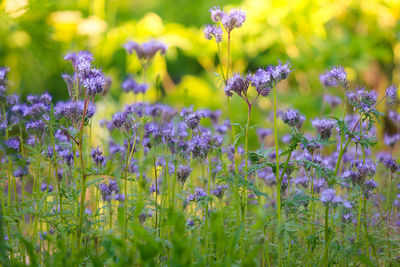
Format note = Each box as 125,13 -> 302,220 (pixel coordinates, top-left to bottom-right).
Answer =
386,85 -> 398,104
321,188 -> 342,206
203,25 -> 223,43
224,73 -> 251,97
311,118 -> 335,139
323,94 -> 342,108
281,109 -> 304,128
124,40 -> 167,61
177,165 -> 192,186
319,66 -> 347,88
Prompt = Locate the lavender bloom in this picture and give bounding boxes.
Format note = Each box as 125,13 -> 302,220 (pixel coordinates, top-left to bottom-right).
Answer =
114,193 -> 125,202
209,6 -> 225,23
54,100 -> 96,123
384,158 -> 400,174
177,165 -> 192,186
91,147 -> 106,166
14,166 -> 29,178
221,8 -> 246,32
323,94 -> 342,108
386,85 -> 398,104
312,118 -> 335,139
41,183 -> 54,192
211,185 -> 229,199
185,112 -> 202,129
122,77 -> 148,94
384,133 -> 400,147
256,128 -> 272,143
5,137 -> 20,151
319,66 -> 347,87
321,188 -> 342,206
124,40 -> 167,61
83,68 -> 105,96
364,179 -> 378,198
346,87 -> 377,111
100,183 -> 111,202
281,109 -> 304,128
225,73 -> 251,97
188,135 -> 211,161
203,25 -> 223,43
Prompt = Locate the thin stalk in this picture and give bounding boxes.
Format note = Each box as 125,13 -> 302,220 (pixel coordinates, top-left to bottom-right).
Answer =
272,83 -> 282,266
323,204 -> 330,267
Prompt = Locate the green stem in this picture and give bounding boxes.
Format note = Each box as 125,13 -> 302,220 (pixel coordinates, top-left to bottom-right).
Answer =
272,83 -> 282,266
323,204 -> 330,267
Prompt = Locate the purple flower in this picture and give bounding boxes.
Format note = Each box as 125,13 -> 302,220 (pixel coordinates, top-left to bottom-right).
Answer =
311,118 -> 335,139
321,188 -> 342,206
386,85 -> 398,104
203,25 -> 223,43
346,87 -> 377,111
211,184 -> 229,199
5,137 -> 20,151
14,166 -> 29,178
188,134 -> 211,161
122,77 -> 149,94
124,40 -> 167,61
91,147 -> 106,166
0,66 -> 10,81
114,193 -> 125,202
209,6 -> 225,23
383,158 -> 400,173
281,109 -> 304,128
83,68 -> 105,96
177,165 -> 192,186
185,112 -> 202,129
323,94 -> 342,108
224,73 -> 251,97
41,183 -> 54,192
221,8 -> 246,32
319,66 -> 347,88
384,133 -> 400,148
252,62 -> 291,96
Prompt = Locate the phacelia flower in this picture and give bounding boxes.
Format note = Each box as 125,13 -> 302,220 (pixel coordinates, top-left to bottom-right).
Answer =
323,94 -> 342,108
281,109 -> 304,128
321,188 -> 342,206
124,40 -> 167,61
5,137 -> 20,151
203,25 -> 223,43
91,147 -> 106,166
221,8 -> 246,32
209,6 -> 224,23
177,165 -> 192,186
319,66 -> 347,88
225,73 -> 251,97
211,184 -> 229,199
386,85 -> 398,104
122,77 -> 148,94
311,118 -> 335,139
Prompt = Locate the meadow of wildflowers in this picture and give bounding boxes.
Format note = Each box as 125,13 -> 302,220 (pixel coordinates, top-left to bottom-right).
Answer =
1,5 -> 400,267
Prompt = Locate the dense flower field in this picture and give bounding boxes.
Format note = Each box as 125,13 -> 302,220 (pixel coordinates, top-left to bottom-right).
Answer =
1,6 -> 400,266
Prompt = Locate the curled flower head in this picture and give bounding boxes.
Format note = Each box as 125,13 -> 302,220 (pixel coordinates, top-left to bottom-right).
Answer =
203,24 -> 223,43
209,6 -> 225,23
311,118 -> 335,139
122,77 -> 148,94
321,188 -> 342,206
5,137 -> 20,151
346,88 -> 377,111
83,68 -> 105,96
221,8 -> 246,32
386,85 -> 398,104
224,73 -> 251,97
319,66 -> 347,88
177,165 -> 192,186
323,94 -> 342,108
281,109 -> 304,128
91,147 -> 106,166
124,40 -> 167,61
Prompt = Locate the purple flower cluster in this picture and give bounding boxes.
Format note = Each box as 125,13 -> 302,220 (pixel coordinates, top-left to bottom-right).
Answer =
281,108 -> 304,128
187,187 -> 208,202
320,188 -> 342,206
177,165 -> 192,186
124,40 -> 167,61
100,180 -> 121,202
122,77 -> 149,95
224,73 -> 251,97
64,51 -> 105,96
91,147 -> 106,166
54,100 -> 96,124
209,7 -> 246,32
0,66 -> 10,98
385,85 -> 398,104
311,118 -> 335,139
346,87 -> 377,112
211,184 -> 229,199
203,25 -> 223,43
323,94 -> 342,108
319,66 -> 347,88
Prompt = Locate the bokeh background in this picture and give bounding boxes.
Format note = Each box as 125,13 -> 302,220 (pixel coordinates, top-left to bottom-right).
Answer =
1,0 -> 399,147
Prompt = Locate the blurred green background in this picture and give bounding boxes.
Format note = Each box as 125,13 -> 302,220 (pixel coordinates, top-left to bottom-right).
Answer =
0,0 -> 399,146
